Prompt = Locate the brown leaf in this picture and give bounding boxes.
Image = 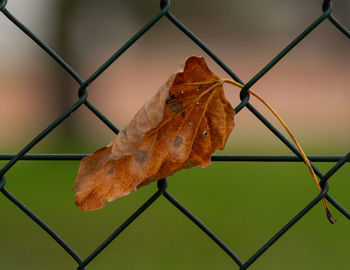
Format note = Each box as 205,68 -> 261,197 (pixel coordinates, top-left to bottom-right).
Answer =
73,56 -> 235,210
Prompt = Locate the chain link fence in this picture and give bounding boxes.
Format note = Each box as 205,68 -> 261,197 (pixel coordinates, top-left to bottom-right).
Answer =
0,0 -> 349,269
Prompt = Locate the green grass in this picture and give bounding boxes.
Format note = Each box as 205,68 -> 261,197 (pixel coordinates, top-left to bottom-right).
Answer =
0,151 -> 349,270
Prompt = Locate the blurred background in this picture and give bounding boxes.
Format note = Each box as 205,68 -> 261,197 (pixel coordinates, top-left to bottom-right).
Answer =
0,0 -> 349,269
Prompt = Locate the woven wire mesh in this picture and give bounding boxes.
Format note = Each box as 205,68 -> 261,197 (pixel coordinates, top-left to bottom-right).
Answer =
0,0 -> 349,269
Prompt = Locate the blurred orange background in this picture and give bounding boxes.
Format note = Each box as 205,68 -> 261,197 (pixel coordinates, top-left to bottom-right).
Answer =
0,0 -> 349,153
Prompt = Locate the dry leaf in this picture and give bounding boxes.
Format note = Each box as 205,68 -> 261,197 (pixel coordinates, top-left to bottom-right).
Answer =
73,56 -> 235,210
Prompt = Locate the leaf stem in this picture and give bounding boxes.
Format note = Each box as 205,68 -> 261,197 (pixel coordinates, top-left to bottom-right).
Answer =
170,80 -> 222,88
222,79 -> 336,224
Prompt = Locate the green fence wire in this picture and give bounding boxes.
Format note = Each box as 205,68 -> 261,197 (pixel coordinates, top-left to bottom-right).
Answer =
1,0 -> 349,269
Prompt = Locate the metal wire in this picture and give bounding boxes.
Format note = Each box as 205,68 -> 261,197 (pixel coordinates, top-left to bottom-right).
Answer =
0,0 -> 349,269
